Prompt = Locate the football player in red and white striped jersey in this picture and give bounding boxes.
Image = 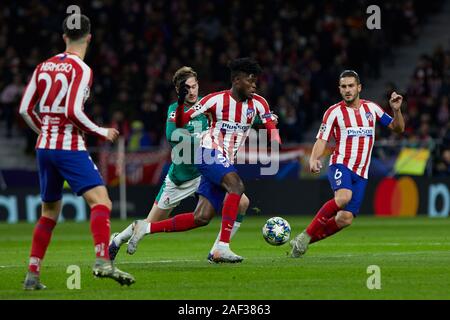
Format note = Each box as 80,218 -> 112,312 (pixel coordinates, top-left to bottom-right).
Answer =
20,14 -> 134,289
290,70 -> 405,258
127,58 -> 281,263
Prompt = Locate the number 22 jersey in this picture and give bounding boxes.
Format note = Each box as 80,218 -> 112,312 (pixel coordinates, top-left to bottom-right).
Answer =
19,52 -> 108,151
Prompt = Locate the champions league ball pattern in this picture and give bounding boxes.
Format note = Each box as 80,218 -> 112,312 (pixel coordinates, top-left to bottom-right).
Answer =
262,217 -> 291,246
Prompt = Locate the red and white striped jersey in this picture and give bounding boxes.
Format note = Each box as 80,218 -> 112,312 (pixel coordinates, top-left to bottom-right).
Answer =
317,99 -> 393,179
190,90 -> 275,162
19,52 -> 108,151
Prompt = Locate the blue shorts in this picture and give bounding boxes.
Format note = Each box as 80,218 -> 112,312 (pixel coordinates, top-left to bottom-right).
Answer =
195,147 -> 237,213
37,149 -> 104,202
327,164 -> 368,216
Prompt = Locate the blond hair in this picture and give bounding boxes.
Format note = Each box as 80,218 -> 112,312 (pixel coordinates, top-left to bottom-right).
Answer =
172,66 -> 197,89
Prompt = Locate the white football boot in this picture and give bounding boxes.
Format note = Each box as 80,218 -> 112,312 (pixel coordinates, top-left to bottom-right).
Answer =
127,220 -> 148,255
290,231 -> 311,258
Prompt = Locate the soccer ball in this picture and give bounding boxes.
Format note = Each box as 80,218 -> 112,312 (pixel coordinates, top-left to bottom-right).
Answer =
262,217 -> 291,246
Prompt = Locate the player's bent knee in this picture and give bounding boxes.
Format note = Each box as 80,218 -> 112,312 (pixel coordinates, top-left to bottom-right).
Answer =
42,201 -> 62,221
239,194 -> 250,214
336,212 -> 353,228
222,173 -> 245,195
83,186 -> 112,210
229,180 -> 245,195
335,194 -> 352,208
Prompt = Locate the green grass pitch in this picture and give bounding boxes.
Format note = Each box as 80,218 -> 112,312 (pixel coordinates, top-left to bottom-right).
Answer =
1,216 -> 449,300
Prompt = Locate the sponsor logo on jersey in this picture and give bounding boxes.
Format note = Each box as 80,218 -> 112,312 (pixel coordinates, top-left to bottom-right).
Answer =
42,115 -> 60,125
219,121 -> 251,132
346,127 -> 374,137
319,123 -> 327,133
261,113 -> 272,119
193,103 -> 203,111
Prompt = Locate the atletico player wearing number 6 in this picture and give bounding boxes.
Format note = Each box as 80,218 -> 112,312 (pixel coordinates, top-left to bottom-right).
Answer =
19,14 -> 134,289
290,70 -> 405,258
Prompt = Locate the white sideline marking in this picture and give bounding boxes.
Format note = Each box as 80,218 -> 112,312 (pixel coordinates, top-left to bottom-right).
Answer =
324,242 -> 450,246
1,251 -> 450,269
0,259 -> 201,269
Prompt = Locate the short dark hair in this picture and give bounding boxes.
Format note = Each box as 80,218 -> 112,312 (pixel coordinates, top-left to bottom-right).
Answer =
62,14 -> 91,41
339,70 -> 360,84
228,57 -> 262,80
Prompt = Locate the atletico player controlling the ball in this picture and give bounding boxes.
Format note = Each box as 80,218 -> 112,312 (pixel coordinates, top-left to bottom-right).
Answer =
109,66 -> 251,262
290,70 -> 405,258
19,14 -> 135,289
128,57 -> 281,263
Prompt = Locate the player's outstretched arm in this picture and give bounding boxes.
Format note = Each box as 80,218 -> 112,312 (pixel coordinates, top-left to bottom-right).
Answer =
309,139 -> 327,173
65,65 -> 109,139
388,91 -> 405,133
19,68 -> 41,134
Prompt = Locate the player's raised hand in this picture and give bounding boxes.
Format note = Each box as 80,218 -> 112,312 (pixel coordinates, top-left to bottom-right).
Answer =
309,159 -> 322,174
106,128 -> 120,142
177,80 -> 189,105
389,91 -> 403,111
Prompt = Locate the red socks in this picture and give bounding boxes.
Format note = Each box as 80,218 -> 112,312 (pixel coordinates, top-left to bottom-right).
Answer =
305,199 -> 344,244
90,204 -> 111,259
306,199 -> 340,237
29,216 -> 57,273
219,193 -> 241,243
310,216 -> 341,244
150,212 -> 197,233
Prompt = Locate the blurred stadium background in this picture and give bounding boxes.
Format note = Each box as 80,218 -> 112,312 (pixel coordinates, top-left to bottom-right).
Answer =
0,0 -> 449,223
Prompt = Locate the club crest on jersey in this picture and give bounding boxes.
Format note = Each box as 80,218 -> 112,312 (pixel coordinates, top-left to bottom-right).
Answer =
246,108 -> 255,119
83,86 -> 90,102
164,197 -> 170,206
365,112 -> 374,122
